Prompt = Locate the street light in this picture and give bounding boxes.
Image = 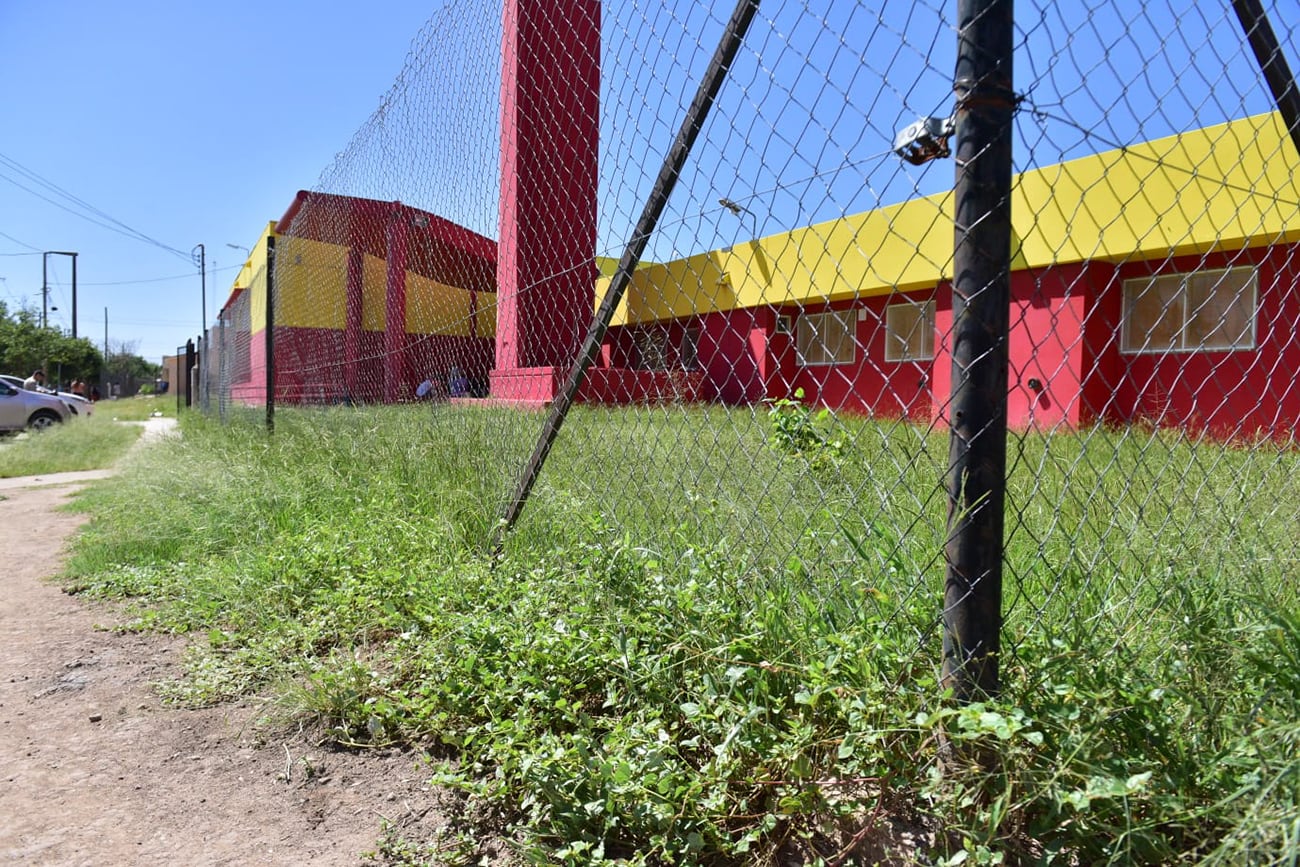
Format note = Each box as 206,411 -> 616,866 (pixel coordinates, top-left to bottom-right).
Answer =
718,197 -> 757,237
42,251 -> 78,335
226,243 -> 250,257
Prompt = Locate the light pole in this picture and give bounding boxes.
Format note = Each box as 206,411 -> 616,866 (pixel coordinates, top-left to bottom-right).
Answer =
42,251 -> 78,335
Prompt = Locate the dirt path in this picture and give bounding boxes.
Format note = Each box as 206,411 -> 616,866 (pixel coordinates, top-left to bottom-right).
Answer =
0,424 -> 444,866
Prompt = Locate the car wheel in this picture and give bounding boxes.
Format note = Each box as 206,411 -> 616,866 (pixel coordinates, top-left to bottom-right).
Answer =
28,410 -> 61,431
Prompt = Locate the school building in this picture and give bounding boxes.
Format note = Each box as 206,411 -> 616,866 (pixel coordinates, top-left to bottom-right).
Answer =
216,109 -> 1298,441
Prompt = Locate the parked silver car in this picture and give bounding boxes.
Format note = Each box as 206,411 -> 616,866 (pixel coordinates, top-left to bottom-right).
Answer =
0,380 -> 72,432
0,374 -> 93,417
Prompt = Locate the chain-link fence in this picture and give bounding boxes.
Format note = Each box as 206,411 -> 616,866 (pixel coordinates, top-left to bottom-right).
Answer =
203,0 -> 1298,705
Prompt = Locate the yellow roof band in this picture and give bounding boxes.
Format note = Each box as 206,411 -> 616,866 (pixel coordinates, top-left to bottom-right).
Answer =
607,111 -> 1300,326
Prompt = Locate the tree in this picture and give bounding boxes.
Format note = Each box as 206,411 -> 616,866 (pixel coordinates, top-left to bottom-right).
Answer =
103,339 -> 161,397
0,301 -> 104,384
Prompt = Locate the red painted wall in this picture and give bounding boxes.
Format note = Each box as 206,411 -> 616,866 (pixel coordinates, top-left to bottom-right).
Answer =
1093,247 -> 1300,440
700,307 -> 769,404
589,242 -> 1300,443
232,325 -> 493,405
603,319 -> 700,371
601,244 -> 1299,445
597,317 -> 719,405
932,264 -> 1117,432
1078,261 -> 1123,426
229,329 -> 267,405
603,309 -> 774,405
782,294 -> 935,421
1005,265 -> 1091,430
383,218 -> 410,402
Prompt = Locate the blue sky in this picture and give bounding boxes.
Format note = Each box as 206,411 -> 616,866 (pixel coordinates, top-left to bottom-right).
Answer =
613,0 -> 1295,263
462,0 -> 1292,266
1,0 -> 1294,365
0,1 -> 437,362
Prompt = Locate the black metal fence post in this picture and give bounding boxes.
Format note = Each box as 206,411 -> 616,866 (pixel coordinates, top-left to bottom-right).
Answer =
265,236 -> 276,434
184,339 -> 195,409
175,345 -> 182,416
942,0 -> 1015,702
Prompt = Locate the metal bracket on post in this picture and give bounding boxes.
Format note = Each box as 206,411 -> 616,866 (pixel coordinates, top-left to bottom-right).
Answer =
893,115 -> 956,164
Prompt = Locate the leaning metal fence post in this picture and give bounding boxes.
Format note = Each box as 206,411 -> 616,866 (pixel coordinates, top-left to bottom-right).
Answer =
1231,0 -> 1300,159
942,0 -> 1015,702
492,0 -> 762,550
265,235 -> 276,435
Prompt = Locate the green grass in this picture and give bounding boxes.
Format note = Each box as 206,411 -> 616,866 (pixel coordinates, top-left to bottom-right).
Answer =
0,414 -> 143,477
97,394 -> 176,421
62,403 -> 1300,865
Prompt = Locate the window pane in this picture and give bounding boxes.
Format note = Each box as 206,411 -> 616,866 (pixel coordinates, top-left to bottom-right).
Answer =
797,311 -> 853,365
829,313 -> 855,362
1123,277 -> 1182,352
885,302 -> 934,361
796,316 -> 822,364
681,327 -> 700,371
1185,270 -> 1255,350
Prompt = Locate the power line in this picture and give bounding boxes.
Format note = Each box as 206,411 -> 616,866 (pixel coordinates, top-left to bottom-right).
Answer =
0,230 -> 43,253
79,263 -> 242,287
0,152 -> 191,261
109,317 -> 206,326
0,152 -> 190,256
0,168 -> 188,259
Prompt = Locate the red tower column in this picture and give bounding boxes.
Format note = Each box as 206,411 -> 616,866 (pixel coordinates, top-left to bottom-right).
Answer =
384,209 -> 409,403
490,0 -> 600,404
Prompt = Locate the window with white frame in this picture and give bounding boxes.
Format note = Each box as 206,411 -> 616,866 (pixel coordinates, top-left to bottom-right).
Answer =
884,300 -> 936,362
1121,267 -> 1257,354
796,309 -> 856,365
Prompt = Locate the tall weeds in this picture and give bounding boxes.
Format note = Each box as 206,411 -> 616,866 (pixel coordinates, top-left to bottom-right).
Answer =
63,405 -> 1300,864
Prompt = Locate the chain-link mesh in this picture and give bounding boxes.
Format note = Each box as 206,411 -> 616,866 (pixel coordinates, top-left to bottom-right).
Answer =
205,0 -> 1298,715
215,255 -> 267,417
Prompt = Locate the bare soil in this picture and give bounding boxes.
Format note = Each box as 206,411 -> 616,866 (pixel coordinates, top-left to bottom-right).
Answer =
0,472 -> 446,866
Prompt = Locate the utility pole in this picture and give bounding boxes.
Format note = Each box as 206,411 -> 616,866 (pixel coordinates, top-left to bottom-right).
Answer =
42,251 -> 79,335
71,253 -> 77,337
192,244 -> 207,337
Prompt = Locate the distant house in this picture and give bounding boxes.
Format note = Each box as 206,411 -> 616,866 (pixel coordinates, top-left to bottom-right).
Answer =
160,354 -> 187,402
